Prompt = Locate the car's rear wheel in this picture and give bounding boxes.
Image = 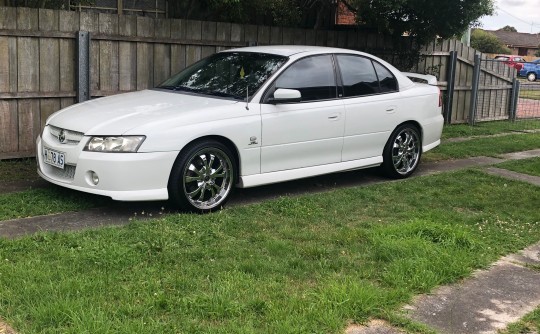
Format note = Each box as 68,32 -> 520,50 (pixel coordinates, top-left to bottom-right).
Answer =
382,124 -> 422,179
168,140 -> 236,213
527,72 -> 537,82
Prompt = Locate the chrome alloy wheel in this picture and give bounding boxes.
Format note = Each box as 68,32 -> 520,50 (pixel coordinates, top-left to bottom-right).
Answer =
182,148 -> 233,210
391,128 -> 420,175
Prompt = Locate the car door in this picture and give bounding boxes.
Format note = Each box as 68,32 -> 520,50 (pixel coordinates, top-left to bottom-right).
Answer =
260,54 -> 345,173
335,54 -> 400,162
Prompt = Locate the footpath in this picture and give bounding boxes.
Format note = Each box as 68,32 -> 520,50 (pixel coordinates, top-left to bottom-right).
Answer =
0,149 -> 540,334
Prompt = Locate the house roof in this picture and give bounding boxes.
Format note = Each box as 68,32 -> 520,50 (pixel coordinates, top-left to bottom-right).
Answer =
485,30 -> 540,48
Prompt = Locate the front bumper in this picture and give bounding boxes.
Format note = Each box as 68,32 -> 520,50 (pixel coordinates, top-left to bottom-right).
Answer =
36,132 -> 179,201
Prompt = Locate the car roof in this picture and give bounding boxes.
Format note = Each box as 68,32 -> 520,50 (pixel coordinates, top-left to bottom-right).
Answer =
224,45 -> 358,57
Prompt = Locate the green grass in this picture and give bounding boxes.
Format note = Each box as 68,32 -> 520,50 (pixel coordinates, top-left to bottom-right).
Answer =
501,307 -> 540,334
0,158 -> 39,182
496,157 -> 540,177
442,120 -> 540,139
0,188 -> 111,221
424,132 -> 540,162
0,170 -> 539,333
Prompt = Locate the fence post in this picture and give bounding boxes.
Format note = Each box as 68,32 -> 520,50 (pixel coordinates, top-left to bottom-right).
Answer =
76,31 -> 90,103
444,50 -> 457,124
468,54 -> 481,126
509,78 -> 520,121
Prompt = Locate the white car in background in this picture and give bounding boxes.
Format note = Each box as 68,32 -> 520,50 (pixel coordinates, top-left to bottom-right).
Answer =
37,46 -> 443,213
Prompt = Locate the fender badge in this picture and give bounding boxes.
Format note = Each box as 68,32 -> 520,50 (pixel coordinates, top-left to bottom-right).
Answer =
249,136 -> 258,145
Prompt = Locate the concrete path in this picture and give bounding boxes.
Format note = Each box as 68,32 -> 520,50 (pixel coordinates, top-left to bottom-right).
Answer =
485,167 -> 540,186
405,243 -> 540,334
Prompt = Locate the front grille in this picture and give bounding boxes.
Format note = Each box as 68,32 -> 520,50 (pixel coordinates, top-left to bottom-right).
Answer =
49,164 -> 77,181
49,125 -> 84,145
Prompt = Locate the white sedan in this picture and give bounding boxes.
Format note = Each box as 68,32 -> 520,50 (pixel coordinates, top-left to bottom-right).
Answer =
37,46 -> 443,212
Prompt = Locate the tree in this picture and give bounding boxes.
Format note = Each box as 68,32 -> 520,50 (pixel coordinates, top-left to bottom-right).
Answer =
349,0 -> 494,48
499,25 -> 517,32
471,29 -> 511,54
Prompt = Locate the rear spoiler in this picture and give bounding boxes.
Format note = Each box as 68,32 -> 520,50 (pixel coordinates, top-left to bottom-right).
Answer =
402,72 -> 438,85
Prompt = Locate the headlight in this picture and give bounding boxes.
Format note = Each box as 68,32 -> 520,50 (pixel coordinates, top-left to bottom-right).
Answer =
84,136 -> 145,153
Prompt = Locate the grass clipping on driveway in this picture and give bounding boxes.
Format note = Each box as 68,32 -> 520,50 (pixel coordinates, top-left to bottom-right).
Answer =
0,169 -> 539,333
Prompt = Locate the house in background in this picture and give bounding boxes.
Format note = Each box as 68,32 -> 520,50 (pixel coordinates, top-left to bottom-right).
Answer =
485,30 -> 540,57
335,1 -> 356,25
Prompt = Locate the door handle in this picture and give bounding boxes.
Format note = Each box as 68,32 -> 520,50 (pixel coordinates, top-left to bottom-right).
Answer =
386,105 -> 397,114
328,114 -> 340,120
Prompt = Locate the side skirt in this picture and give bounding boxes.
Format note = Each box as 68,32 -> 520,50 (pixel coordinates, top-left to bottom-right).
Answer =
237,156 -> 383,188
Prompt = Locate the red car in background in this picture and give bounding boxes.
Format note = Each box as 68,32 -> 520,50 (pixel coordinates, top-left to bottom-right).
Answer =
494,55 -> 525,71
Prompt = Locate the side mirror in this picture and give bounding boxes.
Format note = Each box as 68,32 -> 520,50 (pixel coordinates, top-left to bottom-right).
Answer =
268,88 -> 301,104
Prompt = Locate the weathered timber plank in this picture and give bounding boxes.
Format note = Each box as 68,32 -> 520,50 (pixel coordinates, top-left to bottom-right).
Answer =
59,10 -> 79,32
17,37 -> 39,93
119,15 -> 136,36
230,23 -> 243,43
0,100 -> 18,153
305,30 -> 316,46
80,11 -> 98,32
0,7 -> 16,29
39,98 -> 60,129
38,8 -> 59,31
16,7 -> 38,30
244,24 -> 257,44
257,25 -> 270,45
60,98 -> 75,109
8,36 -> 16,93
270,26 -> 283,45
293,29 -> 306,45
201,21 -> 216,58
185,20 -> 202,66
39,38 -> 60,93
136,43 -> 153,90
119,42 -> 137,91
154,43 -> 171,86
99,14 -> 119,93
17,99 -> 40,153
59,39 -> 75,92
216,22 -> 231,51
0,37 -> 9,92
170,19 -> 186,74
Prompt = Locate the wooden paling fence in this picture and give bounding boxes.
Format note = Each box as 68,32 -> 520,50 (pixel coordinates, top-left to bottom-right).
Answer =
0,7 -> 517,159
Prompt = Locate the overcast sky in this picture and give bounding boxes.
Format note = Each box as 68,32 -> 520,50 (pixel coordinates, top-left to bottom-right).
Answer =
479,0 -> 540,33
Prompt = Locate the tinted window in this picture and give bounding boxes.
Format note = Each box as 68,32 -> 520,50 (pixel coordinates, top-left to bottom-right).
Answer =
158,52 -> 287,100
373,61 -> 398,92
337,55 -> 379,97
275,55 -> 337,101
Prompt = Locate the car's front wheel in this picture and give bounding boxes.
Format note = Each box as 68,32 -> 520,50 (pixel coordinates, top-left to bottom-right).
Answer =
527,72 -> 537,82
382,124 -> 422,179
168,140 -> 236,213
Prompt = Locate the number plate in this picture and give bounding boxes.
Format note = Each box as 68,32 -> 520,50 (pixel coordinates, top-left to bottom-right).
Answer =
43,147 -> 65,169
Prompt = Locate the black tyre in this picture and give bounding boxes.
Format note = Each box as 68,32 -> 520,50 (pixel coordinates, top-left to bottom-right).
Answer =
381,124 -> 422,179
168,140 -> 236,213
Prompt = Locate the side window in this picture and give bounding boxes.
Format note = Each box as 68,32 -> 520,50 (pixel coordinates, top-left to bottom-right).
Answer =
275,55 -> 337,102
373,61 -> 398,93
336,55 -> 379,97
